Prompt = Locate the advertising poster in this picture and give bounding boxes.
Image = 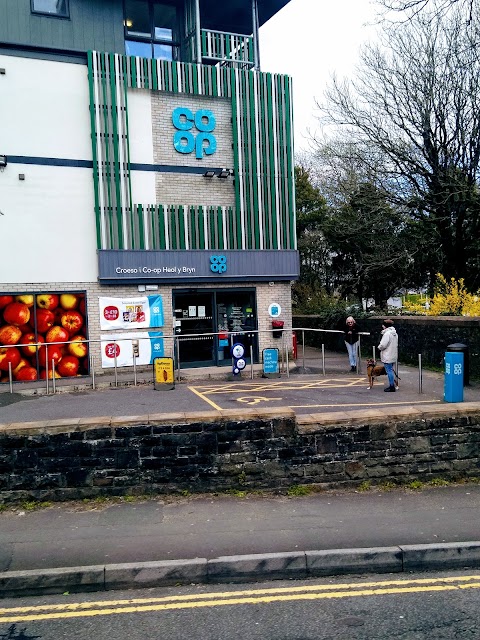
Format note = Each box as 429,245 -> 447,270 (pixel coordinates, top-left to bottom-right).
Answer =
0,291 -> 88,382
100,332 -> 164,368
99,296 -> 164,331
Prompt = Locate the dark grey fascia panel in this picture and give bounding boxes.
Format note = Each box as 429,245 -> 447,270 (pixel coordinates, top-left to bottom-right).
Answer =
98,250 -> 300,284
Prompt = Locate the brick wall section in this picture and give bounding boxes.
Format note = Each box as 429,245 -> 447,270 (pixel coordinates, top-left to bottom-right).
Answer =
151,92 -> 235,206
2,281 -> 293,374
0,406 -> 479,502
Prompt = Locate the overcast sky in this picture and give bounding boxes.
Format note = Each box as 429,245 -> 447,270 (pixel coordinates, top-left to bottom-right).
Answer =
259,0 -> 378,152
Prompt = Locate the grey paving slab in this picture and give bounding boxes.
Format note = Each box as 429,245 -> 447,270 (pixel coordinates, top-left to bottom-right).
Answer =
1,485 -> 480,572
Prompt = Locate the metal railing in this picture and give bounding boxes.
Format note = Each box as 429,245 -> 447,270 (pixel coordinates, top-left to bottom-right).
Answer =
201,29 -> 254,67
1,326 -> 427,394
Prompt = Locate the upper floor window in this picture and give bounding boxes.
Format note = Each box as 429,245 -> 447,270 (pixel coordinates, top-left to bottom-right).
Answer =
125,0 -> 180,61
31,0 -> 69,17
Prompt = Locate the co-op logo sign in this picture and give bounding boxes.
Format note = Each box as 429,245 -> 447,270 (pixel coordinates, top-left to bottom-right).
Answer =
172,107 -> 217,159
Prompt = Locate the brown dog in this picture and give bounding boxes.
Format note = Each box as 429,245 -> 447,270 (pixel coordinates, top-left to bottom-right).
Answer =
366,358 -> 399,389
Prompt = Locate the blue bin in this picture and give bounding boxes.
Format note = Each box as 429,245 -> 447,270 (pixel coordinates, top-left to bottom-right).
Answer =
444,352 -> 464,403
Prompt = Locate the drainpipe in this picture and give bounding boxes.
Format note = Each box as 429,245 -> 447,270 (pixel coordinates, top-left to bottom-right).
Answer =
252,0 -> 260,70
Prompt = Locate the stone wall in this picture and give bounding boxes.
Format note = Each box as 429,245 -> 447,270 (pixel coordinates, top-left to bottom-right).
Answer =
1,405 -> 479,502
294,315 -> 480,379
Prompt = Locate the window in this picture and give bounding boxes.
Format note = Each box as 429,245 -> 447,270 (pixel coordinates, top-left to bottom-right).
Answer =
125,0 -> 179,61
31,0 -> 69,17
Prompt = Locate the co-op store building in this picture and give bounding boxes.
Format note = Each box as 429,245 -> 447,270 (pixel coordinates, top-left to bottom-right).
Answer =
0,0 -> 298,379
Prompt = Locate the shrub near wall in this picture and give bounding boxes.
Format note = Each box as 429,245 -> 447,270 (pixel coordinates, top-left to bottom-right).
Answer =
294,315 -> 480,380
1,408 -> 480,503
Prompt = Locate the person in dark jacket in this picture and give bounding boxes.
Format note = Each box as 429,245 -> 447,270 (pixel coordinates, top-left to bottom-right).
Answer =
344,316 -> 360,372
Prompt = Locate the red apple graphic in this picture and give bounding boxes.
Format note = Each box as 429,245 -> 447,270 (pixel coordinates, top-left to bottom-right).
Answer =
0,295 -> 13,310
17,323 -> 33,335
3,302 -> 31,327
60,293 -> 78,310
68,335 -> 88,358
79,297 -> 86,315
21,333 -> 44,357
15,294 -> 34,308
40,369 -> 61,379
57,355 -> 80,377
15,366 -> 38,381
60,310 -> 84,335
36,294 -> 59,310
38,344 -> 63,368
0,325 -> 22,346
46,326 -> 70,344
12,358 -> 28,376
0,346 -> 21,372
35,308 -> 55,334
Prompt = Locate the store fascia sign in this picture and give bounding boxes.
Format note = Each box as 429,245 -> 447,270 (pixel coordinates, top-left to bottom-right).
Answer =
172,107 -> 217,159
98,250 -> 300,283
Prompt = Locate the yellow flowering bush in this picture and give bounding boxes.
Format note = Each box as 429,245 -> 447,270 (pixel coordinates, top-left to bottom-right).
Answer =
403,274 -> 480,316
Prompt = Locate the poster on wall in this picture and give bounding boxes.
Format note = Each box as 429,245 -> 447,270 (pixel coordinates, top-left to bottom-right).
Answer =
100,332 -> 164,368
0,291 -> 88,382
99,296 -> 164,331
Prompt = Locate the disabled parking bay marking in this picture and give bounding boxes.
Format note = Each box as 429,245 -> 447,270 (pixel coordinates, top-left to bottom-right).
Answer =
188,377 -> 368,411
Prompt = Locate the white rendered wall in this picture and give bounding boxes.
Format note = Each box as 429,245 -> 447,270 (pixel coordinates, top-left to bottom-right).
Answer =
127,89 -> 156,204
0,55 -> 97,283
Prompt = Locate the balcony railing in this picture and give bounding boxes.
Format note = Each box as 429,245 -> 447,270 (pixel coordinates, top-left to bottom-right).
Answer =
201,29 -> 255,68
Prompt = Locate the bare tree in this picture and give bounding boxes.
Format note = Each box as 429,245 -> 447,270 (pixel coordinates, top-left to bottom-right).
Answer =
316,7 -> 480,290
375,0 -> 476,23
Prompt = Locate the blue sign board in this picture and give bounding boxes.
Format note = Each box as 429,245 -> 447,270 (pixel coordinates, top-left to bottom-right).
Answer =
263,348 -> 279,375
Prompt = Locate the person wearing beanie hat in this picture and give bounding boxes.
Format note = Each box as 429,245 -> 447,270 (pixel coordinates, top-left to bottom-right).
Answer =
343,316 -> 360,372
378,319 -> 398,392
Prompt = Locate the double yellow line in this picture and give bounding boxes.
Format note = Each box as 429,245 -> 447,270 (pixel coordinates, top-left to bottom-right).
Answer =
1,575 -> 480,622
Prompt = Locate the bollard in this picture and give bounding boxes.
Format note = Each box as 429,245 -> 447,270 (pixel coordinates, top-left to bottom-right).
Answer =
418,353 -> 423,394
321,343 -> 325,376
444,351 -> 463,403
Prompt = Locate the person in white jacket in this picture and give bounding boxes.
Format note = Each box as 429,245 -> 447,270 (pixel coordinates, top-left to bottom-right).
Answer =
378,319 -> 398,392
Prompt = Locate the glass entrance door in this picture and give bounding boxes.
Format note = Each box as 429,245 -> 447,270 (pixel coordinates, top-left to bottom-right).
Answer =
215,290 -> 258,366
173,288 -> 258,368
173,292 -> 215,367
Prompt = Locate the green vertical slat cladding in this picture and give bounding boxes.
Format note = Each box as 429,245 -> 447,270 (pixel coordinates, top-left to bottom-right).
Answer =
198,206 -> 205,248
284,75 -> 295,249
137,205 -> 145,250
230,69 -> 241,250
121,55 -> 134,234
248,71 -> 260,249
87,52 -> 102,249
170,206 -> 177,249
276,74 -> 285,249
260,74 -> 270,249
178,205 -> 186,249
189,207 -> 197,249
215,207 -> 221,250
201,29 -> 207,58
158,205 -> 166,250
88,52 -> 294,252
108,53 -> 123,249
99,54 -> 113,247
242,70 -> 253,250
266,73 -> 278,250
209,207 -> 215,248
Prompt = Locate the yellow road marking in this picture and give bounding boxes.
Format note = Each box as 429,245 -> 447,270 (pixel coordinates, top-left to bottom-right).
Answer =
188,385 -> 222,411
237,396 -> 282,405
1,576 -> 480,622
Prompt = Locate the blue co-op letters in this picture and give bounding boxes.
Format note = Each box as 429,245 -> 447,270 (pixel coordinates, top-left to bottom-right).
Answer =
172,107 -> 217,159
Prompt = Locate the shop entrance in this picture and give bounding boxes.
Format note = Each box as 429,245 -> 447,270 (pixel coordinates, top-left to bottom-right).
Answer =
173,289 -> 258,368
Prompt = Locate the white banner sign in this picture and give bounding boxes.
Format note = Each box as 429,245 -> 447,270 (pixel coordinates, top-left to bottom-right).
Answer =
100,332 -> 164,368
99,295 -> 164,331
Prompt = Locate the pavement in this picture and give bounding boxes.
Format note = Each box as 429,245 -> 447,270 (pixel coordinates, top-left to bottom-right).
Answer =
1,349 -> 480,597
